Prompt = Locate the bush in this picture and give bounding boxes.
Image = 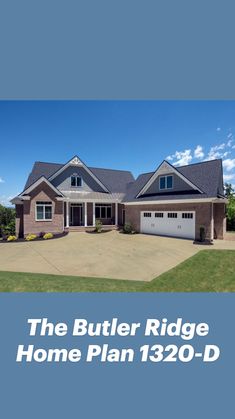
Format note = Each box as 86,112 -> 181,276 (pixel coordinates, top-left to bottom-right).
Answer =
43,233 -> 53,240
25,234 -> 37,241
0,205 -> 15,238
7,235 -> 17,242
199,226 -> 206,242
123,222 -> 134,234
95,220 -> 102,233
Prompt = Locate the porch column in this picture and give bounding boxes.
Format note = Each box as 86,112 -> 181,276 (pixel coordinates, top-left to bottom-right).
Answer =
115,202 -> 118,226
84,202 -> 87,227
66,201 -> 69,228
211,202 -> 214,241
92,202 -> 96,226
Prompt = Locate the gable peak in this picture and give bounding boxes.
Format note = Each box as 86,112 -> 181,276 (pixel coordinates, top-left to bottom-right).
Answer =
69,156 -> 82,166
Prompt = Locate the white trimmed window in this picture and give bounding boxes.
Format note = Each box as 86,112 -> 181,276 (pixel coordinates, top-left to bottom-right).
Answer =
182,213 -> 193,219
36,201 -> 52,221
155,212 -> 164,218
143,212 -> 152,218
159,175 -> 173,190
71,175 -> 82,187
168,212 -> 177,218
95,204 -> 112,219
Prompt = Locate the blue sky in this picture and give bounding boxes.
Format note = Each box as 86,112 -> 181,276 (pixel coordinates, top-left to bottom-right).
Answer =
1,100 -> 235,206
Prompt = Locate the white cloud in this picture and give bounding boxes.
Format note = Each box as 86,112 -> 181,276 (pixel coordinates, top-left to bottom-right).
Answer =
194,145 -> 204,159
0,195 -> 13,207
223,158 -> 235,171
223,173 -> 235,182
0,177 -> 5,183
216,127 -> 221,131
166,155 -> 173,161
171,149 -> 193,166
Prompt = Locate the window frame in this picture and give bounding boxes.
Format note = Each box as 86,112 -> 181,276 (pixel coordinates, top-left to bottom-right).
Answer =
159,175 -> 173,190
143,212 -> 152,218
182,212 -> 194,219
35,201 -> 53,222
95,204 -> 112,219
71,175 -> 82,188
167,212 -> 178,219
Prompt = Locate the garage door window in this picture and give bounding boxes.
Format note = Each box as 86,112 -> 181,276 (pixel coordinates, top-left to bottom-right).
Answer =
182,213 -> 193,219
155,212 -> 164,218
143,212 -> 152,217
168,212 -> 177,218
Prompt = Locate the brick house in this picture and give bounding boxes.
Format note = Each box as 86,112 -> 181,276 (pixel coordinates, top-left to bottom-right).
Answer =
12,155 -> 227,241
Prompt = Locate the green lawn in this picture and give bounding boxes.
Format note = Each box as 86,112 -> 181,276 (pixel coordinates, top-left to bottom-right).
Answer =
0,250 -> 234,292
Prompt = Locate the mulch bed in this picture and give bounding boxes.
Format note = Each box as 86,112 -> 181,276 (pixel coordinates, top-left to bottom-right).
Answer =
0,232 -> 69,244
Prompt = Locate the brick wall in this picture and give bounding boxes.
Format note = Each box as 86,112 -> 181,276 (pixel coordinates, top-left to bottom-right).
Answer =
125,202 -> 213,240
214,203 -> 226,239
23,182 -> 64,236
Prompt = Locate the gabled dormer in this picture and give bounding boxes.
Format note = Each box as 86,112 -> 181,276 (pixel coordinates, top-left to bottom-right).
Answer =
136,160 -> 203,198
49,155 -> 110,194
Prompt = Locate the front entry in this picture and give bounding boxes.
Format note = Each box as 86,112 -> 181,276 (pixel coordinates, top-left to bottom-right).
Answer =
70,204 -> 83,226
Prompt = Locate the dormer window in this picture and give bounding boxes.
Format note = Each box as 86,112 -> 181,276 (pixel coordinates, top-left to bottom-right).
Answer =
71,175 -> 82,187
159,175 -> 173,190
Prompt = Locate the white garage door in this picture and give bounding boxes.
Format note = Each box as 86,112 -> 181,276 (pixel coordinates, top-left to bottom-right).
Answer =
140,211 -> 195,240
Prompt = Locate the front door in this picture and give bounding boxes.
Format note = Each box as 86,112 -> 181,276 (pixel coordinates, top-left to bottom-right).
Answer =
71,205 -> 83,226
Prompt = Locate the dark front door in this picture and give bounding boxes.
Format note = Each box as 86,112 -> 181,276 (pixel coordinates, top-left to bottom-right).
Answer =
71,205 -> 83,226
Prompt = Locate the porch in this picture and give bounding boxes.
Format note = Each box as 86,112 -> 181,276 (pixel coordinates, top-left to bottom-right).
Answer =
63,201 -> 120,229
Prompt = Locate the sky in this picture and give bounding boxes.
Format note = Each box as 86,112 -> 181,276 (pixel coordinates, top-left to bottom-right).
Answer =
1,100 -> 235,206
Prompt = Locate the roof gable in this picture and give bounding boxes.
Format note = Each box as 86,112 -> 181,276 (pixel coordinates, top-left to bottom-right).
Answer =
24,160 -> 135,193
136,160 -> 203,198
48,156 -> 110,193
124,159 -> 225,202
21,176 -> 64,197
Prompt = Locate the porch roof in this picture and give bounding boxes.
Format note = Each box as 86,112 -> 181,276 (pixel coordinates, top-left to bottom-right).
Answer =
62,191 -> 125,202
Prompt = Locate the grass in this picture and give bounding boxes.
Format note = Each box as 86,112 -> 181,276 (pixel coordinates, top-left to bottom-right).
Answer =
0,250 -> 234,292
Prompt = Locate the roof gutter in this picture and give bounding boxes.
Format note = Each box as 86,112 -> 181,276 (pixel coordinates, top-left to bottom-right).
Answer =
124,197 -> 228,205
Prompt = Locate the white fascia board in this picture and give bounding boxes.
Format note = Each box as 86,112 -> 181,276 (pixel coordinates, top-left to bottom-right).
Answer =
124,198 -> 225,205
22,176 -> 64,197
48,155 -> 110,193
60,197 -> 120,203
136,161 -> 203,198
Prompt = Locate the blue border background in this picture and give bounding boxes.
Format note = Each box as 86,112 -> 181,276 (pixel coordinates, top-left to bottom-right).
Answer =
1,0 -> 235,99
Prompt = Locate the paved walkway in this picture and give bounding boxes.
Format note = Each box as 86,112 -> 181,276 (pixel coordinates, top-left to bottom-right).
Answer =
0,231 -> 234,281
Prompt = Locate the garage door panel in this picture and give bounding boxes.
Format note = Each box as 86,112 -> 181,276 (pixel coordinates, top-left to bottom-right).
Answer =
140,211 -> 195,240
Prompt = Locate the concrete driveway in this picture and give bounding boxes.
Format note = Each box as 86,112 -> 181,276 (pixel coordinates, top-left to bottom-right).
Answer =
0,231 -> 207,281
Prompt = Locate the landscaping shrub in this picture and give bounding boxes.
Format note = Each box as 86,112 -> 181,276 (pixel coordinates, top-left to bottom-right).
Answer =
95,220 -> 102,233
25,234 -> 37,241
43,233 -> 53,240
123,222 -> 134,234
7,235 -> 17,242
0,205 -> 15,238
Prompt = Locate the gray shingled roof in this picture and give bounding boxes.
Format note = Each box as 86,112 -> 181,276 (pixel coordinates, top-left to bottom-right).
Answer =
24,161 -> 135,193
124,159 -> 225,202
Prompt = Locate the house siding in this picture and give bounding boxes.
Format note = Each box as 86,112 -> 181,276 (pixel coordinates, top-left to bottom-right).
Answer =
125,202 -> 214,240
145,172 -> 193,195
51,166 -> 105,193
23,182 -> 64,236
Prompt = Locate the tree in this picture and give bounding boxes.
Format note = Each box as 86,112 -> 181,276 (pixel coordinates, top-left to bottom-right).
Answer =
0,205 -> 16,237
224,182 -> 234,197
224,183 -> 235,231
